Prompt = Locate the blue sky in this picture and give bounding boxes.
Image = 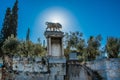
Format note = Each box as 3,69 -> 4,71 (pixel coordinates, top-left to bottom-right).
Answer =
0,0 -> 120,44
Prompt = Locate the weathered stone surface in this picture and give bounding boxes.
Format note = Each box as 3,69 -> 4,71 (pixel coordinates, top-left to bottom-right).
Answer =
2,57 -> 120,80
86,59 -> 106,70
67,64 -> 95,80
13,57 -> 48,73
10,57 -> 66,80
86,58 -> 120,80
49,57 -> 66,63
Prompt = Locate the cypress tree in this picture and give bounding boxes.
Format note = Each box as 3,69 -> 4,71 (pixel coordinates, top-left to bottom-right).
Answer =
10,0 -> 18,37
0,0 -> 18,41
0,0 -> 18,56
0,8 -> 11,56
26,28 -> 30,41
1,8 -> 12,40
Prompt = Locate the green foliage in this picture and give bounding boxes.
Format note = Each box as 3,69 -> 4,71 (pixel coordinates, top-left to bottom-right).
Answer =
2,34 -> 20,55
0,0 -> 46,57
105,37 -> 120,58
17,41 -> 46,57
2,35 -> 46,57
64,32 -> 84,58
64,32 -> 102,61
65,31 -> 83,49
34,43 -> 46,57
17,41 -> 34,57
85,35 -> 102,60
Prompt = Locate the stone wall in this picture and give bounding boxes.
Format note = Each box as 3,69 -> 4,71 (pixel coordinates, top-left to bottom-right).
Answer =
86,58 -> 120,80
12,57 -> 48,72
2,56 -> 120,80
11,57 -> 66,80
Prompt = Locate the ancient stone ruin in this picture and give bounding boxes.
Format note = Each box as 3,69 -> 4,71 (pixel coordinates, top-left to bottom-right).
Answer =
1,22 -> 120,80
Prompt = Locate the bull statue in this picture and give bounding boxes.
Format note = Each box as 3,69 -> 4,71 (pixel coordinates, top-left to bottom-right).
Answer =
46,22 -> 62,31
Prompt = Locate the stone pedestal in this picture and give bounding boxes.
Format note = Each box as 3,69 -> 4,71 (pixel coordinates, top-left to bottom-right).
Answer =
44,22 -> 66,80
44,31 -> 64,57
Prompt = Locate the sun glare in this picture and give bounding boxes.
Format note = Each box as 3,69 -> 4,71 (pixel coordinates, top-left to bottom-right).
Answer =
42,7 -> 69,30
34,7 -> 79,32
